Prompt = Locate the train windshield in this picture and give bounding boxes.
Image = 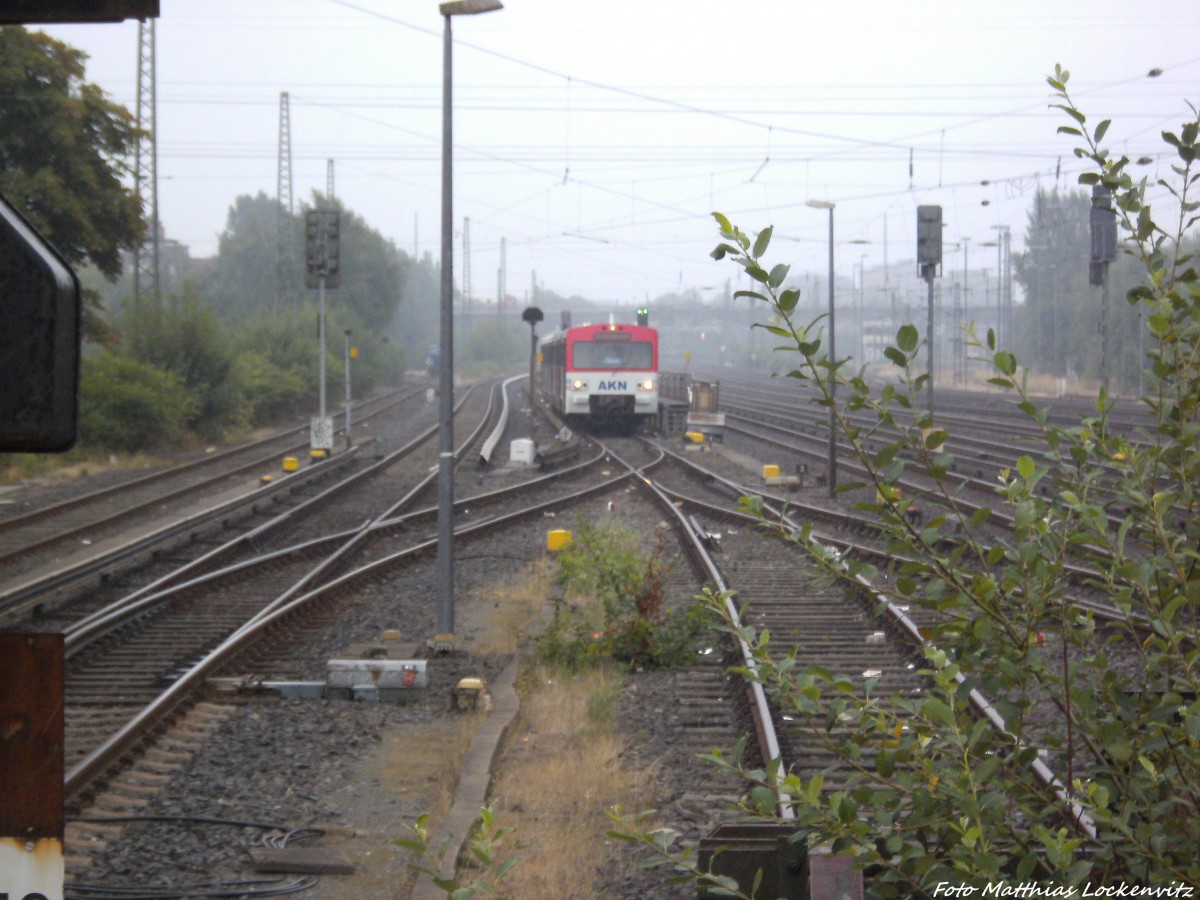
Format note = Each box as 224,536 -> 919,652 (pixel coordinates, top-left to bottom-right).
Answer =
572,340 -> 654,370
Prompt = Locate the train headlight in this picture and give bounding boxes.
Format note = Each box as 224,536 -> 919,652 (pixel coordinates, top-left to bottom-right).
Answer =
572,379 -> 588,390
641,379 -> 656,391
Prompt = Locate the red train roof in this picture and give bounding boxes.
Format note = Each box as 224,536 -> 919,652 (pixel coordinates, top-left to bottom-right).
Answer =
556,323 -> 658,343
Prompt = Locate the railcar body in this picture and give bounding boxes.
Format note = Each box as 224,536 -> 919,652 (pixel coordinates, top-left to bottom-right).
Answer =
539,320 -> 659,431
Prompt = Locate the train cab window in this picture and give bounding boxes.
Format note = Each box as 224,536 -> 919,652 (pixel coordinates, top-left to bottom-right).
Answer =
573,341 -> 653,370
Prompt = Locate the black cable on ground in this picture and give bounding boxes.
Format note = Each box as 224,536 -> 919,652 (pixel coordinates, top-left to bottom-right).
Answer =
65,815 -> 325,899
65,876 -> 318,898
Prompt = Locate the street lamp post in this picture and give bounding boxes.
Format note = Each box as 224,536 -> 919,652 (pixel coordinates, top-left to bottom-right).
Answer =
436,0 -> 502,649
858,253 -> 868,361
806,199 -> 837,497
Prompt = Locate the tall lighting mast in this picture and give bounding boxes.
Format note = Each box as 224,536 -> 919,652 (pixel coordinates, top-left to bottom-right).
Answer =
435,0 -> 504,651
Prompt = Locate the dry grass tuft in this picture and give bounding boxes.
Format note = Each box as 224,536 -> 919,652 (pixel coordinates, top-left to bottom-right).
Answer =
467,557 -> 555,655
483,664 -> 662,898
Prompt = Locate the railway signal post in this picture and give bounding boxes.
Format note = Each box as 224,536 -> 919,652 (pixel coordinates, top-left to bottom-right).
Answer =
305,209 -> 340,455
917,205 -> 943,416
522,306 -> 544,446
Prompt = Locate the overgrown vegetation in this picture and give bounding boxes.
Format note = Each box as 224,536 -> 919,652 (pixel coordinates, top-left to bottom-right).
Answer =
400,804 -> 520,900
485,665 -> 659,898
74,299 -> 408,453
615,69 -> 1200,895
399,553 -> 671,898
536,517 -> 708,672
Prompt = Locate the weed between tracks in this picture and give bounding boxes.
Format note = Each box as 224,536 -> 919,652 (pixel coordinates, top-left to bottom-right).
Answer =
439,550 -> 669,896
475,664 -> 661,898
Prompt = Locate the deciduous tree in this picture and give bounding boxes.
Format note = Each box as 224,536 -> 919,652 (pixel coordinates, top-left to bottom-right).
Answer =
0,26 -> 144,342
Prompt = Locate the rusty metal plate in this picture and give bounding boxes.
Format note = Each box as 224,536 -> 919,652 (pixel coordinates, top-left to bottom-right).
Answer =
0,633 -> 64,839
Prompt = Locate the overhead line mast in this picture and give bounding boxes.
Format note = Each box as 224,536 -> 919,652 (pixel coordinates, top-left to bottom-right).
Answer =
133,19 -> 159,304
275,91 -> 295,316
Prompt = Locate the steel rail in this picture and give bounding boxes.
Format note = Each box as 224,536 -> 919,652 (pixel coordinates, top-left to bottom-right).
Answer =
0,452 -> 359,624
647,438 -> 1101,841
61,443 -> 615,657
661,430 -> 1145,615
764,496 -> 1101,842
599,439 -> 795,821
65,442 -> 633,801
61,382 -> 495,652
0,388 -> 414,542
237,377 -> 505,633
478,373 -> 525,466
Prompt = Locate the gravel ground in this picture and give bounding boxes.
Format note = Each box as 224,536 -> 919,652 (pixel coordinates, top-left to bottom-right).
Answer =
29,395 -> 793,900
65,488 -> 709,900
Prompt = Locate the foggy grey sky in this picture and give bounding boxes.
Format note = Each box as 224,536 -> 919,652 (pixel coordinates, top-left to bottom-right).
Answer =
39,0 -> 1200,307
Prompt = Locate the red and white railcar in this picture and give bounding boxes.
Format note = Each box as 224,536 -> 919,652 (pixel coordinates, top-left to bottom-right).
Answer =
538,319 -> 658,431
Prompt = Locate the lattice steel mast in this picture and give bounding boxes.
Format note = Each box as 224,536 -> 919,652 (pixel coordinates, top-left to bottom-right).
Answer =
133,19 -> 159,304
275,91 -> 295,315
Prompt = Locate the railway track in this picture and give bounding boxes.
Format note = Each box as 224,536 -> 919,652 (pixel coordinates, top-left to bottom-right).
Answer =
0,390 -> 416,578
7,377 -> 700,896
0,391 -> 441,625
3,370 -> 1167,896
585,432 -> 1105,895
57,380 -> 510,799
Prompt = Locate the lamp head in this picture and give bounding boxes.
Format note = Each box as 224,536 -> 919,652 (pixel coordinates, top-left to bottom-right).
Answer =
440,0 -> 502,14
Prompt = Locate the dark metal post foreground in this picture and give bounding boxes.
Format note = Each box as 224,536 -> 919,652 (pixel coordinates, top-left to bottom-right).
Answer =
826,208 -> 837,498
0,633 -> 65,899
436,11 -> 455,643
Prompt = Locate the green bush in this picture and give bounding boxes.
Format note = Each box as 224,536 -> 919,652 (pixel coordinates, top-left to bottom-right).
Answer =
231,350 -> 309,423
538,518 -> 707,671
120,288 -> 245,438
458,319 -> 527,378
79,351 -> 198,451
663,71 -> 1200,893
